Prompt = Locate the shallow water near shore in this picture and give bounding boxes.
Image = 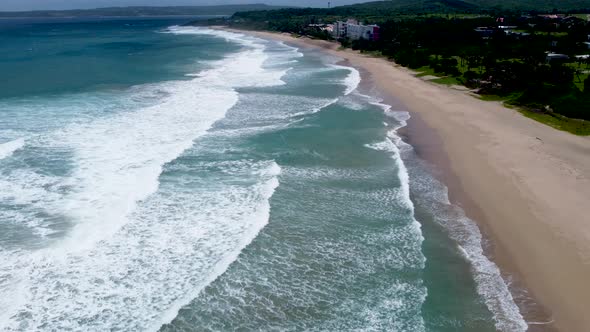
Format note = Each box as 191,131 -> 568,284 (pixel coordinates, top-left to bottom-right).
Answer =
0,18 -> 526,331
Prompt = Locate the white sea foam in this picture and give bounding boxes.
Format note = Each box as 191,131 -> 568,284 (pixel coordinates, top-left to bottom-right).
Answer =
42,27 -> 293,252
150,162 -> 281,330
289,97 -> 339,118
0,138 -> 24,160
329,64 -> 361,95
404,139 -> 528,332
276,41 -> 304,57
0,161 -> 282,332
166,26 -> 290,88
364,134 -> 423,241
452,215 -> 528,332
367,100 -> 528,330
0,27 -> 291,332
362,91 -> 528,331
364,109 -> 426,330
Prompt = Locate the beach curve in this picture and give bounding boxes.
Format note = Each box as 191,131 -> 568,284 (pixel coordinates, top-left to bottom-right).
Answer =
222,28 -> 590,332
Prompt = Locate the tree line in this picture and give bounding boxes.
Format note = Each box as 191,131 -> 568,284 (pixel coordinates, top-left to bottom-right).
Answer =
209,8 -> 590,122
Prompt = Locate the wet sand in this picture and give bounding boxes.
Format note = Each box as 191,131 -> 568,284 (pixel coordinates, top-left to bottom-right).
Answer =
220,28 -> 590,332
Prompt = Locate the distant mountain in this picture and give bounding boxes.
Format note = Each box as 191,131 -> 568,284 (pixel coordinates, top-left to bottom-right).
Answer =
464,0 -> 590,11
0,4 -> 291,18
334,0 -> 479,14
334,0 -> 590,13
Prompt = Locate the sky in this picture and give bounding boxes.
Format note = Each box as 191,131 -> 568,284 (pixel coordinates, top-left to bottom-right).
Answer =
0,0 -> 375,11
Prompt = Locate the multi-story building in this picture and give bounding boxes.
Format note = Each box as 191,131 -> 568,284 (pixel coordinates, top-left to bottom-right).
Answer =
332,19 -> 380,41
346,23 -> 380,41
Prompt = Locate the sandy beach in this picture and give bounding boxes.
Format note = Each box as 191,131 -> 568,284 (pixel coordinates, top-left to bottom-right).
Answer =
224,28 -> 590,331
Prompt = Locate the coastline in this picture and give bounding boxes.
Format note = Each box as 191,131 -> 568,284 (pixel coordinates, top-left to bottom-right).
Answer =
220,28 -> 590,332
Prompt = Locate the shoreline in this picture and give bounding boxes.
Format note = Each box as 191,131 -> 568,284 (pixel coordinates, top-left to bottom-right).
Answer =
220,28 -> 590,332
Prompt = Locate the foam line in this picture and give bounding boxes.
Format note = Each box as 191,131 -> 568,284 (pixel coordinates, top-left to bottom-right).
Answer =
0,27 -> 294,332
381,107 -> 526,331
0,138 -> 24,160
362,92 -> 528,331
330,64 -> 361,95
364,111 -> 427,331
150,164 -> 281,330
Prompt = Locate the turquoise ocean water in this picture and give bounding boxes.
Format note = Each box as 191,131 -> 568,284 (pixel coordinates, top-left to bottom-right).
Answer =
0,18 -> 528,331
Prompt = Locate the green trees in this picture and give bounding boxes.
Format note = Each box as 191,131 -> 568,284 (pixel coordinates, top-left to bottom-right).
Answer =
216,4 -> 590,121
368,17 -> 589,120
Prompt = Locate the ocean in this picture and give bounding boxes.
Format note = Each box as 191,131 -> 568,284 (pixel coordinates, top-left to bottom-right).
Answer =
0,17 -> 528,331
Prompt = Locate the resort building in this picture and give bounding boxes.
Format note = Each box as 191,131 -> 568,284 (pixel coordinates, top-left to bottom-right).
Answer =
332,19 -> 380,41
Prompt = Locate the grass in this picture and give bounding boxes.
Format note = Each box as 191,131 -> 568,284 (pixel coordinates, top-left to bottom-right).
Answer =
414,65 -> 437,77
457,62 -> 484,75
360,50 -> 385,58
413,65 -> 462,85
572,71 -> 589,92
478,93 -> 590,135
509,29 -> 568,37
479,91 -> 523,102
574,73 -> 589,91
413,65 -> 463,85
390,58 -> 590,135
478,94 -> 509,101
534,31 -> 568,37
431,76 -> 462,85
519,109 -> 590,135
571,13 -> 590,20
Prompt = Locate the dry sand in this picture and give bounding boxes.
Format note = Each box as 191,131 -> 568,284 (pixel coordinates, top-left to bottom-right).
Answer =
222,28 -> 590,332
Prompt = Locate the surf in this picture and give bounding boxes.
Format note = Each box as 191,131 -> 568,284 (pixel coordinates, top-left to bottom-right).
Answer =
0,138 -> 24,160
0,27 -> 293,332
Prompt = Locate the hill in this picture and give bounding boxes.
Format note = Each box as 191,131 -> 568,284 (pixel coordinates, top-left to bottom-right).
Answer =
464,0 -> 590,11
228,0 -> 590,25
334,0 -> 479,14
0,4 -> 290,18
334,0 -> 590,13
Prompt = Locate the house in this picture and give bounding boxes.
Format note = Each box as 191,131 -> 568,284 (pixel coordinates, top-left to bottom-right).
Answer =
474,27 -> 495,38
546,53 -> 569,62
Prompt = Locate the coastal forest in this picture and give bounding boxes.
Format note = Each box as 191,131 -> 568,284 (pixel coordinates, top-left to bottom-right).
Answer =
202,0 -> 590,134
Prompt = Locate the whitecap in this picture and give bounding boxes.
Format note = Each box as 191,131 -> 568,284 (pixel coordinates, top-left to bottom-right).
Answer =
0,138 -> 24,160
0,28 -> 290,332
329,64 -> 361,95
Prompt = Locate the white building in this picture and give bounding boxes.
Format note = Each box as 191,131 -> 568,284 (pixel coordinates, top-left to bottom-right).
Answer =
332,19 -> 355,38
332,19 -> 380,41
347,23 -> 379,40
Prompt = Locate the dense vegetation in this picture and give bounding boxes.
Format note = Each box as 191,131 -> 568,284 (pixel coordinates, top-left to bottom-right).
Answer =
373,16 -> 590,124
201,0 -> 590,134
225,0 -> 590,23
0,5 -> 289,18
